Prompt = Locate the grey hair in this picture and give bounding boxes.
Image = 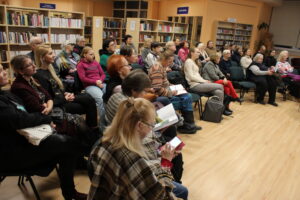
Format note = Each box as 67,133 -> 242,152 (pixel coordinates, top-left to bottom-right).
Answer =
29,36 -> 42,45
76,36 -> 85,43
253,53 -> 264,62
223,49 -> 231,56
61,40 -> 72,50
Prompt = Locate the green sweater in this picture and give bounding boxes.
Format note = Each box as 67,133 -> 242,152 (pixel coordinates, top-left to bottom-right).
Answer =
100,53 -> 113,82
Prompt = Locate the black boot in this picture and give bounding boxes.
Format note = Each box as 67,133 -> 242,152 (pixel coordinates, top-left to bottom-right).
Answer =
177,111 -> 201,134
223,95 -> 233,116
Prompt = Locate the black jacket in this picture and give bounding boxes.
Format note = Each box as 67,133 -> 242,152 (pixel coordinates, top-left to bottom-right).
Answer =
0,91 -> 52,153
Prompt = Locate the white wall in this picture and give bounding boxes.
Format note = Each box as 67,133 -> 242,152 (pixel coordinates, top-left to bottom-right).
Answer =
269,0 -> 300,48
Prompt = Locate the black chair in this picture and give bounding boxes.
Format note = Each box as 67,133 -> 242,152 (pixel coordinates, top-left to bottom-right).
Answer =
0,166 -> 55,200
230,66 -> 256,102
189,92 -> 212,120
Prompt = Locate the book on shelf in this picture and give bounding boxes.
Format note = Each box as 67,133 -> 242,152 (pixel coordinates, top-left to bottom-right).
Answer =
9,50 -> 30,59
0,32 -> 7,43
139,34 -> 155,42
103,31 -> 119,40
7,12 -> 49,27
140,23 -> 153,31
217,35 -> 233,40
153,104 -> 179,131
50,34 -> 80,43
8,32 -> 49,44
217,29 -> 233,34
174,26 -> 185,33
157,35 -> 172,43
104,20 -> 121,28
158,24 -> 172,32
85,18 -> 92,26
0,50 -> 8,62
50,17 -> 82,28
169,84 -> 187,95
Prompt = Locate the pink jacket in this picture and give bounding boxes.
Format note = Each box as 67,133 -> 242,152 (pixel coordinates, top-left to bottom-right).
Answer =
178,47 -> 189,62
77,59 -> 106,88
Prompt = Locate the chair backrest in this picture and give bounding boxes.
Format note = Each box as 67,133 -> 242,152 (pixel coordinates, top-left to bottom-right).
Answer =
230,66 -> 245,81
230,60 -> 239,67
291,58 -> 300,69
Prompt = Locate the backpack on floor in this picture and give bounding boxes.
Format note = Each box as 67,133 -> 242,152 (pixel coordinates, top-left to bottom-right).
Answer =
202,96 -> 224,123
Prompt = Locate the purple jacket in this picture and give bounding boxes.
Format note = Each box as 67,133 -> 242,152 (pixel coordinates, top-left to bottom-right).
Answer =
77,59 -> 106,88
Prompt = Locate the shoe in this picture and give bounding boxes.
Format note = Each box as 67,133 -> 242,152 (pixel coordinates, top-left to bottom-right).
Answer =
227,107 -> 233,113
223,110 -> 232,116
235,98 -> 244,103
194,125 -> 202,131
72,190 -> 87,200
257,100 -> 266,105
268,102 -> 278,107
177,124 -> 197,134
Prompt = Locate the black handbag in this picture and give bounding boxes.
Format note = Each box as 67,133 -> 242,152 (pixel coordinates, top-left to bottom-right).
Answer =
202,96 -> 224,123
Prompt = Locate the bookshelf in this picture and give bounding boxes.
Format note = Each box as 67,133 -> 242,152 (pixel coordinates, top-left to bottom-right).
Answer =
113,0 -> 148,18
84,17 -> 92,47
126,18 -> 188,54
215,21 -> 253,50
88,16 -> 125,61
168,16 -> 202,46
0,4 -> 84,82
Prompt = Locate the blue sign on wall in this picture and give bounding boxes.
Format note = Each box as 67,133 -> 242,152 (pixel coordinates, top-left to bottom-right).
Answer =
177,7 -> 189,14
40,3 -> 56,9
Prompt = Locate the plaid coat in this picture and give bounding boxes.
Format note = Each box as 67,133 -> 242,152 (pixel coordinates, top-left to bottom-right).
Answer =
88,141 -> 177,200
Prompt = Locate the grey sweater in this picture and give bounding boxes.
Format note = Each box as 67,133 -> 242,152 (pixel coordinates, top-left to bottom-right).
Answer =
249,65 -> 269,76
202,61 -> 225,82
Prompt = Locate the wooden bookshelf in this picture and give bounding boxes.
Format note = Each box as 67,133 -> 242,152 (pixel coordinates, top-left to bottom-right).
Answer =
215,21 -> 253,50
0,4 -> 84,82
84,17 -> 92,47
113,0 -> 148,18
88,16 -> 125,61
126,18 -> 188,54
168,16 -> 202,46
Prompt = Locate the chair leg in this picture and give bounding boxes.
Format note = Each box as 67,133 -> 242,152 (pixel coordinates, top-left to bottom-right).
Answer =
18,176 -> 22,185
27,176 -> 41,200
199,98 -> 203,120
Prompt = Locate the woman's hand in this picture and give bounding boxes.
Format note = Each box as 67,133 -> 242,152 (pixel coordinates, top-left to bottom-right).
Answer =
172,90 -> 178,96
69,68 -> 77,73
41,106 -> 51,115
161,143 -> 175,161
223,78 -> 228,85
64,92 -> 75,101
50,122 -> 56,129
96,80 -> 104,88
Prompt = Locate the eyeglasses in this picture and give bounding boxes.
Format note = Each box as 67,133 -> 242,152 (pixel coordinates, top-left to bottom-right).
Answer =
141,121 -> 156,129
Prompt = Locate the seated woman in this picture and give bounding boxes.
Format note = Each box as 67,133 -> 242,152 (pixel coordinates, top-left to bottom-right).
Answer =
264,50 -> 277,68
247,53 -> 278,106
231,46 -> 243,64
165,41 -> 183,71
240,48 -> 252,75
99,39 -> 116,82
196,42 -> 210,65
105,70 -> 185,185
184,48 -> 231,115
205,40 -> 217,58
77,47 -> 106,120
145,42 -> 162,71
0,64 -> 86,200
275,50 -> 294,77
88,98 -> 180,199
33,45 -> 98,129
141,38 -> 152,63
103,54 -> 132,103
202,54 -> 241,112
219,49 -> 232,79
54,40 -> 81,90
149,51 -> 201,134
178,41 -> 190,62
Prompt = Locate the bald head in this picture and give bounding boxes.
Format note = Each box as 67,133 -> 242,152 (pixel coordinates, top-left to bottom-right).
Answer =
29,36 -> 43,51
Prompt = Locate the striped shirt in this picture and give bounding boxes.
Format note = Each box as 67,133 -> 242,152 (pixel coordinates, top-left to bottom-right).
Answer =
148,65 -> 173,97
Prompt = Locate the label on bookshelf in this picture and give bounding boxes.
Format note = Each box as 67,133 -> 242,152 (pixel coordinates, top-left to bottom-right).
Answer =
0,32 -> 7,43
7,12 -> 49,27
50,17 -> 82,28
50,34 -> 80,43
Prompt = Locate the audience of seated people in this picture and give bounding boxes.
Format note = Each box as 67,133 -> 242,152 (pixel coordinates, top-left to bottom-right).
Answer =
33,45 -> 98,129
99,39 -> 116,83
73,36 -> 86,56
254,44 -> 267,62
5,30 -> 298,199
54,40 -> 81,90
247,53 -> 278,106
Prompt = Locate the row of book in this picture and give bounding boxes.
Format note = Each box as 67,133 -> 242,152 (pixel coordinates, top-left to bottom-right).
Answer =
49,18 -> 82,28
50,34 -> 80,43
217,29 -> 234,34
157,35 -> 172,43
217,35 -> 233,40
158,25 -> 173,33
236,25 -> 252,31
174,26 -> 185,33
8,32 -> 49,44
7,12 -> 49,27
216,40 -> 234,46
235,30 -> 251,36
140,23 -> 154,31
0,50 -> 8,62
10,49 -> 62,58
104,20 -> 122,28
0,32 -> 7,43
103,31 -> 120,40
234,36 -> 250,41
139,35 -> 155,42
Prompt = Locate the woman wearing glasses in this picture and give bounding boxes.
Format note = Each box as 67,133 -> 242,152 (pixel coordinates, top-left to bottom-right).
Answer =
88,97 -> 178,200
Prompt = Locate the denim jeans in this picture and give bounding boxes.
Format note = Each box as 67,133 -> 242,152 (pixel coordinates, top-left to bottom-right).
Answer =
173,181 -> 188,200
85,85 -> 105,122
170,93 -> 193,112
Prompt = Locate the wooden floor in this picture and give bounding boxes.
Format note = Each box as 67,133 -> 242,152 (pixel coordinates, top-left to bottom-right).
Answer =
1,92 -> 300,200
